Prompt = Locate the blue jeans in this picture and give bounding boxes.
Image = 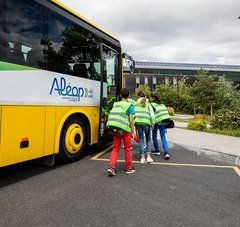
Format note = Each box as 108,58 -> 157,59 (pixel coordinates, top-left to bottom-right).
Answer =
152,124 -> 169,153
136,125 -> 151,156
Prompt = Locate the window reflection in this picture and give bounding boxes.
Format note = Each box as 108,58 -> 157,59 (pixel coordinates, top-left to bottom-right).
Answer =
100,46 -> 117,136
0,0 -> 102,81
0,0 -> 45,68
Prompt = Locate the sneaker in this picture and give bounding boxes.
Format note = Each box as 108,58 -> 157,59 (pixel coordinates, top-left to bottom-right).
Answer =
140,156 -> 146,164
126,167 -> 136,174
147,155 -> 153,163
152,151 -> 161,156
107,167 -> 116,176
164,153 -> 170,160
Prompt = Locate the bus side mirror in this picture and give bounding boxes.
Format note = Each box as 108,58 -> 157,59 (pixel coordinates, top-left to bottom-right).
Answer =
122,53 -> 135,74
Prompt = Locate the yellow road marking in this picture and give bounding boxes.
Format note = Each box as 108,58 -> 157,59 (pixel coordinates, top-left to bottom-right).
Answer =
233,167 -> 240,176
150,162 -> 234,168
91,145 -> 113,160
93,158 -> 234,168
91,150 -> 240,177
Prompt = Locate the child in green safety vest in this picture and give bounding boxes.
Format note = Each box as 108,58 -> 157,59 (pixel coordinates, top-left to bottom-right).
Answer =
106,88 -> 137,176
134,91 -> 155,164
151,95 -> 171,160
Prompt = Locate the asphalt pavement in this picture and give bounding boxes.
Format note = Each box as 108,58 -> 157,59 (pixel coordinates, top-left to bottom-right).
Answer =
0,143 -> 239,227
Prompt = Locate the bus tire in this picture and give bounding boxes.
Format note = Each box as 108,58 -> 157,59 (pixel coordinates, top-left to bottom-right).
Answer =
59,118 -> 86,163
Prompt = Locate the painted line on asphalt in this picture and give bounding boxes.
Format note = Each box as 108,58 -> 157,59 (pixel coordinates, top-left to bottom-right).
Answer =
91,150 -> 239,177
91,145 -> 113,160
233,167 -> 240,176
94,158 -> 233,168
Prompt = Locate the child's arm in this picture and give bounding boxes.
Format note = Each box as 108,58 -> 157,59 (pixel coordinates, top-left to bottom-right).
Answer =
129,114 -> 136,138
148,103 -> 155,126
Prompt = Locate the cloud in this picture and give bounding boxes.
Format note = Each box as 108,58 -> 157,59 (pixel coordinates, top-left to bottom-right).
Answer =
61,0 -> 240,64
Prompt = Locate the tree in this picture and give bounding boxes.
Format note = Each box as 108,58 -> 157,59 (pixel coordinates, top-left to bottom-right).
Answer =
214,76 -> 240,110
156,84 -> 176,107
178,79 -> 193,114
189,69 -> 218,115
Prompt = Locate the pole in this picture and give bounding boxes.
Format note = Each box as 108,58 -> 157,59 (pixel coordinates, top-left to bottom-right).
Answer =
176,74 -> 179,111
210,104 -> 213,117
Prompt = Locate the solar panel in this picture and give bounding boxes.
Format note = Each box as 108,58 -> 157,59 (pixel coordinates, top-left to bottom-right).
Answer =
135,61 -> 240,71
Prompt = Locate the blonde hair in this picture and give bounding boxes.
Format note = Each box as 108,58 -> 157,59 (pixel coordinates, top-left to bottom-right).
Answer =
137,91 -> 146,108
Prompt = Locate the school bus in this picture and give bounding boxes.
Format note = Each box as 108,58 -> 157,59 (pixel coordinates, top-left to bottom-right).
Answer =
0,0 -> 134,167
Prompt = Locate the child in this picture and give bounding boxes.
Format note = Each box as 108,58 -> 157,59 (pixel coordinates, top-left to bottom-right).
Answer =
106,88 -> 136,176
151,95 -> 170,160
134,91 -> 154,164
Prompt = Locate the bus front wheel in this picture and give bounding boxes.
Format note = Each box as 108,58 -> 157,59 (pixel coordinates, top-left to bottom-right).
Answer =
60,118 -> 86,163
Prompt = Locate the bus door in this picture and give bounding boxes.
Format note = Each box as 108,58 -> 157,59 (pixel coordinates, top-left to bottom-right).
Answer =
99,44 -> 118,143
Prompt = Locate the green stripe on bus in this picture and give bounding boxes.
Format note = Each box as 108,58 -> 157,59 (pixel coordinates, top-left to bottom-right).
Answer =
0,61 -> 36,70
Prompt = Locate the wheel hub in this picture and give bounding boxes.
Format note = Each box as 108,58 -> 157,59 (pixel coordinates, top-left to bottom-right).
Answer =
65,123 -> 84,154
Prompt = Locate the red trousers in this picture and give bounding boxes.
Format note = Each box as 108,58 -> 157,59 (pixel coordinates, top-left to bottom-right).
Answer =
109,132 -> 133,170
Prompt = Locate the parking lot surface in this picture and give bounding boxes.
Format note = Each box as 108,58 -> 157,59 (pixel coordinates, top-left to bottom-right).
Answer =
0,143 -> 239,226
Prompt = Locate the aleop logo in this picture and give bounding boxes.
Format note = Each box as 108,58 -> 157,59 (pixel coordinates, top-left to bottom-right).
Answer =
49,77 -> 93,101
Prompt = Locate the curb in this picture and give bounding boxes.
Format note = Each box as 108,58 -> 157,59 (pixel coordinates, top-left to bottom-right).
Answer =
169,141 -> 240,167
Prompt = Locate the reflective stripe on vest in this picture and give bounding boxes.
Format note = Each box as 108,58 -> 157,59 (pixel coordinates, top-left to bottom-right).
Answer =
151,102 -> 170,123
106,101 -> 132,132
134,103 -> 151,125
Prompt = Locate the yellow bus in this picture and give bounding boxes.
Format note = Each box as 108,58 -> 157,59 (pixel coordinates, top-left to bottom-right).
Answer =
0,0 -> 134,167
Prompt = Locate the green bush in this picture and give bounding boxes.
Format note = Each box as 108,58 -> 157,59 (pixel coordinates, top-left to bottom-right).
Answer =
167,107 -> 174,116
210,108 -> 240,130
187,119 -> 207,131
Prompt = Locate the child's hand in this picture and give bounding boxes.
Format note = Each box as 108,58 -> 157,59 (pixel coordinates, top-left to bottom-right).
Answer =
132,132 -> 139,143
131,132 -> 136,139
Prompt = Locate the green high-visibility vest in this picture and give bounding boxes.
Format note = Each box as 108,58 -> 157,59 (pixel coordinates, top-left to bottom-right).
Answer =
127,98 -> 136,105
134,102 -> 151,126
106,101 -> 132,132
151,102 -> 170,123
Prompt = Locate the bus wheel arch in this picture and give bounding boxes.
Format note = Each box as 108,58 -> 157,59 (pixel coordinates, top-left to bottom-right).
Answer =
59,113 -> 90,163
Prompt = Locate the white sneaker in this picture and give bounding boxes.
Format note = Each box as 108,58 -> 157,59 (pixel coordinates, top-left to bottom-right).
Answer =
140,156 -> 145,164
147,155 -> 153,163
152,151 -> 161,156
164,153 -> 170,160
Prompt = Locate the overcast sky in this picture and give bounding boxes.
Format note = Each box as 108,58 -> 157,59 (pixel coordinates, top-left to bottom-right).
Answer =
61,0 -> 240,65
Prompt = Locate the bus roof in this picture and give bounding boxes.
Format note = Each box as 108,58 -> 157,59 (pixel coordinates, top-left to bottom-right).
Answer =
50,0 -> 120,44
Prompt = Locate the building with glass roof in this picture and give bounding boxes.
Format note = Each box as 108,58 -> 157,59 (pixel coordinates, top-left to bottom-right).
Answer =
125,61 -> 240,93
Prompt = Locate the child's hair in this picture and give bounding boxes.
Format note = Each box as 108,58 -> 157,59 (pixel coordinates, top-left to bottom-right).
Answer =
120,88 -> 129,99
137,91 -> 146,107
151,93 -> 162,104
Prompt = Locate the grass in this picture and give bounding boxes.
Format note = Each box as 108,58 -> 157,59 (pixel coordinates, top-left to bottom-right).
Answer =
172,117 -> 211,124
171,117 -> 193,123
207,129 -> 240,137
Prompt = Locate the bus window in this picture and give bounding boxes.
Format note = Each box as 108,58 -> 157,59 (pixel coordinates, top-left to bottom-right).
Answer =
0,0 -> 46,68
47,10 -> 101,80
0,1 -> 4,59
99,45 -> 118,137
102,46 -> 117,97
